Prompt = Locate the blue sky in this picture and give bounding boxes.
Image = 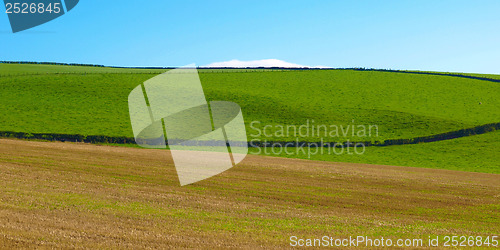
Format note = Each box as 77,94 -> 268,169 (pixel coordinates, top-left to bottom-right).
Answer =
1,0 -> 499,73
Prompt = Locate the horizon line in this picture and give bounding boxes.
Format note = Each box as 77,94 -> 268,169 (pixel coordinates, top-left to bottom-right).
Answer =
1,61 -> 499,76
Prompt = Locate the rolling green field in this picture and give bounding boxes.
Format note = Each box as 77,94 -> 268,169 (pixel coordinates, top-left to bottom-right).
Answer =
0,63 -> 499,173
1,64 -> 498,141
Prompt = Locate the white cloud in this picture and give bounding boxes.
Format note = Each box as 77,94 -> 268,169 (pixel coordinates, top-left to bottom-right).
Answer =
203,59 -> 316,68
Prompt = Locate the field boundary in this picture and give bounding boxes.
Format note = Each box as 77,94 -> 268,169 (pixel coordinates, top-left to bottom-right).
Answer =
348,68 -> 500,83
1,122 -> 498,147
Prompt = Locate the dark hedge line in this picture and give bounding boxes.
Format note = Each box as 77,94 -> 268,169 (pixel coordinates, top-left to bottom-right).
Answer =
249,122 -> 500,148
375,122 -> 500,146
0,122 -> 498,148
347,68 -> 500,83
0,131 -> 135,144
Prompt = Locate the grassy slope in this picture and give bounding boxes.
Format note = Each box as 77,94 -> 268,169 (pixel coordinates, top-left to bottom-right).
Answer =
201,70 -> 499,142
0,139 -> 498,248
1,65 -> 499,142
0,73 -> 146,136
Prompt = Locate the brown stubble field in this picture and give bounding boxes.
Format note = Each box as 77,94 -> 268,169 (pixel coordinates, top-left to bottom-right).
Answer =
0,139 -> 498,248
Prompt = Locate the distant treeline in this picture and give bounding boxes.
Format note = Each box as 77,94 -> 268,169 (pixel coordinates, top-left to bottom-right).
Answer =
0,61 -> 107,68
1,122 -> 498,147
1,61 -> 499,82
0,61 -> 177,69
0,61 -> 364,70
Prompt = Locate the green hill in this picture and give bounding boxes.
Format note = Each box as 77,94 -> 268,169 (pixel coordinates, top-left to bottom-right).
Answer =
0,63 -> 499,172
